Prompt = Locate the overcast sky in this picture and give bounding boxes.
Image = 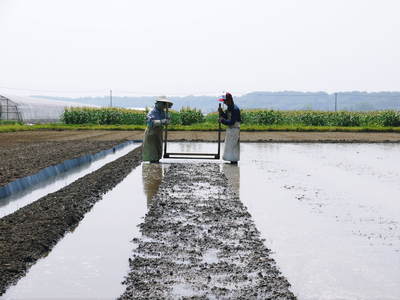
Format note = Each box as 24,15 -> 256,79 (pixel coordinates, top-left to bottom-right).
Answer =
0,0 -> 399,96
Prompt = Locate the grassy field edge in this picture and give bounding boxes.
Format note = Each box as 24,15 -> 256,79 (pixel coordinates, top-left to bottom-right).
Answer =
1,123 -> 400,133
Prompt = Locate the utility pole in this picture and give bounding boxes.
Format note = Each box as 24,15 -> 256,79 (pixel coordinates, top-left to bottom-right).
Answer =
110,90 -> 113,107
334,93 -> 338,112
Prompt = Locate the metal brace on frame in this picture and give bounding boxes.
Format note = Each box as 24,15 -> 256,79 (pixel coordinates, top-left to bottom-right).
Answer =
163,104 -> 222,160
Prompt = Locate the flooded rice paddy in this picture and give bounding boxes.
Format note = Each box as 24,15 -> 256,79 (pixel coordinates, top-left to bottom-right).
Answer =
0,142 -> 141,218
236,143 -> 400,300
3,163 -> 159,299
3,142 -> 400,299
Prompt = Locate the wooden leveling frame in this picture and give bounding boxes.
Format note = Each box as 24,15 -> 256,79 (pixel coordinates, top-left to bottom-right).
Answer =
163,104 -> 222,160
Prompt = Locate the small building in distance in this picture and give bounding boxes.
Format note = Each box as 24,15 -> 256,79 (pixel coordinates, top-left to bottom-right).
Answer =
0,94 -> 95,123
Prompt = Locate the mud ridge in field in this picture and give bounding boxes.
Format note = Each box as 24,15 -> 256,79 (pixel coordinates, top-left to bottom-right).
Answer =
0,146 -> 143,295
0,140 -> 130,188
121,163 -> 296,299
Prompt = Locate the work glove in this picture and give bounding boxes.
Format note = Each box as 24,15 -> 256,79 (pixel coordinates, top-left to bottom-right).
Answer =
152,120 -> 162,127
161,119 -> 170,125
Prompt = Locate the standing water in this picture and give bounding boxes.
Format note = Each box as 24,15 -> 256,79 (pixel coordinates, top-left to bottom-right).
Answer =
3,142 -> 400,300
165,142 -> 400,300
238,143 -> 400,300
3,163 -> 168,299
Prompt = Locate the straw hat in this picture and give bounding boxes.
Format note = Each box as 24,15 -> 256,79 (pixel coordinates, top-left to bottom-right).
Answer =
156,95 -> 173,104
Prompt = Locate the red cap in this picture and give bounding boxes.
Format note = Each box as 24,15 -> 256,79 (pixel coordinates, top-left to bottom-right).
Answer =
218,94 -> 226,102
218,92 -> 233,102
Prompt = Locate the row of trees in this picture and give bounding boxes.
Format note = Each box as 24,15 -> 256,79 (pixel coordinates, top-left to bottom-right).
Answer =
38,91 -> 400,113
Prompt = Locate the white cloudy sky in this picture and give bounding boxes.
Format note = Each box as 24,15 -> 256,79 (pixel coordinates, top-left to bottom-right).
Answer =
0,0 -> 399,96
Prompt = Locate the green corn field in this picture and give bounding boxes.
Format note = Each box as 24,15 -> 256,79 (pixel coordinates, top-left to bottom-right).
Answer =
62,107 -> 204,126
63,107 -> 400,127
206,109 -> 400,127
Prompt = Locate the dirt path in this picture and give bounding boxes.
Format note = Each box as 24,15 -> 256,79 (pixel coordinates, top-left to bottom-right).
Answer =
0,130 -> 141,145
121,163 -> 295,299
1,130 -> 400,145
0,147 -> 142,295
168,130 -> 400,143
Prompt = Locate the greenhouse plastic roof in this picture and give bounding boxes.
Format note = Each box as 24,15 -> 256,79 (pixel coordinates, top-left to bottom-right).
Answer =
1,94 -> 96,108
0,94 -> 97,123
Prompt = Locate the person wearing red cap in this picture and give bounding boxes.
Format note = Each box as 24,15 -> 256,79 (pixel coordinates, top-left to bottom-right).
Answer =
218,92 -> 241,164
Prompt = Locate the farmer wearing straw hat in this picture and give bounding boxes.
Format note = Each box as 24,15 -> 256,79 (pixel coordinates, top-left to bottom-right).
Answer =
142,96 -> 173,163
218,92 -> 241,164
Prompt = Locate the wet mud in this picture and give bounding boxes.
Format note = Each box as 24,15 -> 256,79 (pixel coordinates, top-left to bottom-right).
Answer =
0,146 -> 142,295
120,163 -> 295,299
0,140 -> 128,188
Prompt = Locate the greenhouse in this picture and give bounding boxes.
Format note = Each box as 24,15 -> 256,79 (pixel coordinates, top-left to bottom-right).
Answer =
0,94 -> 93,123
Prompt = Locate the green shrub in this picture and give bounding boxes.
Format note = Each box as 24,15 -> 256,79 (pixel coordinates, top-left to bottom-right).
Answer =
296,111 -> 328,126
62,107 -> 400,128
0,120 -> 21,125
378,110 -> 400,126
62,107 -> 146,125
328,111 -> 361,126
63,107 -> 204,126
240,110 -> 400,127
167,111 -> 181,125
204,112 -> 219,123
177,107 -> 204,125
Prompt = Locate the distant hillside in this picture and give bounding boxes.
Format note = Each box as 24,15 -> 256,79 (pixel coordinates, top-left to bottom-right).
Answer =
34,91 -> 400,113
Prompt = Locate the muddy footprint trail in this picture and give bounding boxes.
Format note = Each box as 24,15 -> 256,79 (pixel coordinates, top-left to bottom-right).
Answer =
121,163 -> 295,299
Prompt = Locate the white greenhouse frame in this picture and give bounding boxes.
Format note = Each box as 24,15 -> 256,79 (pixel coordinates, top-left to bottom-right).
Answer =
0,94 -> 95,123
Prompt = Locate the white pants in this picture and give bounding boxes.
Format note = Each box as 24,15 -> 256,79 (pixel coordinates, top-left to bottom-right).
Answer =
223,126 -> 240,162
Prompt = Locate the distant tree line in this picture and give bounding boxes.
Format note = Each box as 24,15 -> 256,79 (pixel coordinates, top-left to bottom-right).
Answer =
35,91 -> 400,113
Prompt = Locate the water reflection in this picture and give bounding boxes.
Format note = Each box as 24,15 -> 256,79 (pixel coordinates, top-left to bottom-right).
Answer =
3,161 -> 149,299
222,163 -> 240,197
142,163 -> 164,208
4,143 -> 400,299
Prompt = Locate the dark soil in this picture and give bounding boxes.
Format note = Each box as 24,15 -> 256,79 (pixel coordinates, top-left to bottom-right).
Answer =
0,146 -> 142,295
0,140 -> 127,188
120,163 -> 296,299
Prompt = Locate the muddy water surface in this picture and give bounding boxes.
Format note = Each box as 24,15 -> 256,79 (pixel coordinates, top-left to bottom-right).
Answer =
3,162 -> 168,299
4,142 -> 400,299
165,142 -> 400,300
239,143 -> 400,300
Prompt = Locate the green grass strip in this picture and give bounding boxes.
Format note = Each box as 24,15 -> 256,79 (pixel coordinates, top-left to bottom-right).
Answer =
1,123 -> 400,133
